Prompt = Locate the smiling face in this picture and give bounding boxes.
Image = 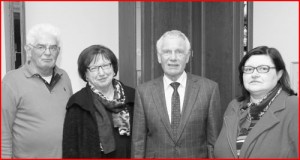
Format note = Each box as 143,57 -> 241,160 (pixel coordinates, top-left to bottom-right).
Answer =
27,34 -> 60,75
157,36 -> 190,81
85,55 -> 114,90
243,55 -> 283,98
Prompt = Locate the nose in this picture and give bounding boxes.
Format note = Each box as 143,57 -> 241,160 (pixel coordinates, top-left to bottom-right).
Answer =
170,51 -> 177,60
97,67 -> 106,75
44,48 -> 51,55
251,69 -> 260,78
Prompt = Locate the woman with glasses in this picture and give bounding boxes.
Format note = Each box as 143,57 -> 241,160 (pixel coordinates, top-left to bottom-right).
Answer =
214,46 -> 298,158
62,45 -> 135,158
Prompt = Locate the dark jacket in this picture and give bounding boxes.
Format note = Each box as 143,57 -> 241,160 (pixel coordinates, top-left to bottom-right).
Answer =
62,83 -> 135,158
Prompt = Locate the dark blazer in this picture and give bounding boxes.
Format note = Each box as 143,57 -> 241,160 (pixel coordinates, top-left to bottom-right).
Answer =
131,73 -> 222,158
62,83 -> 135,158
214,91 -> 298,158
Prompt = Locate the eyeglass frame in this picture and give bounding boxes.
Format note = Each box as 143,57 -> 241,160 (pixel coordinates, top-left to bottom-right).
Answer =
159,49 -> 189,58
242,65 -> 276,74
87,63 -> 112,72
28,44 -> 60,54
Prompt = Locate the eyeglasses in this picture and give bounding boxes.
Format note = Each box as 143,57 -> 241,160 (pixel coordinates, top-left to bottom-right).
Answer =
88,63 -> 112,72
160,49 -> 187,57
29,44 -> 59,54
242,65 -> 276,74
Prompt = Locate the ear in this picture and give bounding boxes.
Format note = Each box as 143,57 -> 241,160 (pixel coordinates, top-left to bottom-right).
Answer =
57,47 -> 61,55
185,50 -> 191,63
24,45 -> 32,61
157,53 -> 162,64
85,72 -> 89,82
277,70 -> 283,81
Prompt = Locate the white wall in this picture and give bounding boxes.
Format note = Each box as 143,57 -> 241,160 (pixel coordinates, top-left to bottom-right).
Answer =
1,2 -> 6,79
25,2 -> 119,92
253,2 -> 298,91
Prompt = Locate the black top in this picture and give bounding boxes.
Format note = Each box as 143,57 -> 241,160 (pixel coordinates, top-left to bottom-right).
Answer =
62,83 -> 135,158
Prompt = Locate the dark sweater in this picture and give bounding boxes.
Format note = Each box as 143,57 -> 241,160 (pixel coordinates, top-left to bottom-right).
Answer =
62,84 -> 135,158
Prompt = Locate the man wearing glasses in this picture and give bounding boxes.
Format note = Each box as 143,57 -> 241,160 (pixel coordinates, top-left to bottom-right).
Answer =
2,24 -> 73,158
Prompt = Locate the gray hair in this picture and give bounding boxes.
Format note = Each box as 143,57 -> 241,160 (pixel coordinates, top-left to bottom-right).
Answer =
26,23 -> 61,46
156,30 -> 191,53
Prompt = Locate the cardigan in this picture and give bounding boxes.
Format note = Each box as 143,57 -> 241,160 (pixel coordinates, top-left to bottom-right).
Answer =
62,83 -> 135,158
214,91 -> 298,158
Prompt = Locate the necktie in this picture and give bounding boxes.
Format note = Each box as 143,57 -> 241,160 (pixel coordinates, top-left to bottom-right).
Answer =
170,82 -> 180,138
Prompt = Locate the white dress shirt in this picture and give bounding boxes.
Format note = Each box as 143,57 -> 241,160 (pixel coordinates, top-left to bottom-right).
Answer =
163,72 -> 187,122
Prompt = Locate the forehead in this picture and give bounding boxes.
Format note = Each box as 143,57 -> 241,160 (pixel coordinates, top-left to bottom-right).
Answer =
245,55 -> 274,66
35,34 -> 57,45
161,37 -> 186,50
90,54 -> 110,65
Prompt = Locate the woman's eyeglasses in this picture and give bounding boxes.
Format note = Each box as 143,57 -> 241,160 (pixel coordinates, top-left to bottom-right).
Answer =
242,65 -> 276,74
88,63 -> 112,72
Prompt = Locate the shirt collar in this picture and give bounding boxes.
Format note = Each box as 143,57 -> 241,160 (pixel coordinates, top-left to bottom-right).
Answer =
23,61 -> 61,78
163,71 -> 187,89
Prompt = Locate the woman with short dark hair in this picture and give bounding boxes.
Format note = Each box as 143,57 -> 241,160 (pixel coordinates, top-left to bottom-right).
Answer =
63,45 -> 135,158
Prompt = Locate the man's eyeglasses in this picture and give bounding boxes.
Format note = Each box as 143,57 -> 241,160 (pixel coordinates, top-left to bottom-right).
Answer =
160,49 -> 187,57
242,65 -> 276,74
29,44 -> 59,54
88,63 -> 112,72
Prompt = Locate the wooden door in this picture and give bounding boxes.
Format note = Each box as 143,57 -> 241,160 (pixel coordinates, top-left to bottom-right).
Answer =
119,2 -> 248,115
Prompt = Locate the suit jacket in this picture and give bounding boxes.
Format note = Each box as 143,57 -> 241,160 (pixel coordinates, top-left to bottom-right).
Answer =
131,73 -> 221,158
214,91 -> 299,158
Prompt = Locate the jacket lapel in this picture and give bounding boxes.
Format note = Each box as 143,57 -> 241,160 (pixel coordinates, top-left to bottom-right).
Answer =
151,77 -> 176,142
223,103 -> 243,158
240,92 -> 287,157
176,74 -> 199,141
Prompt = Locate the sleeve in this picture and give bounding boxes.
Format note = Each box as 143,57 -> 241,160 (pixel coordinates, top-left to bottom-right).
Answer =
63,71 -> 73,96
287,96 -> 298,157
206,83 -> 222,158
62,105 -> 80,158
1,81 -> 18,158
131,88 -> 146,158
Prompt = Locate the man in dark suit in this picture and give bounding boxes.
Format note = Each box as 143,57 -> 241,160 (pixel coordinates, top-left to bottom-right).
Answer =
131,30 -> 222,158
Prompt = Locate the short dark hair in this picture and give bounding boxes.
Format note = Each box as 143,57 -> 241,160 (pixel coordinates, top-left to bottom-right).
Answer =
237,46 -> 296,102
77,45 -> 118,82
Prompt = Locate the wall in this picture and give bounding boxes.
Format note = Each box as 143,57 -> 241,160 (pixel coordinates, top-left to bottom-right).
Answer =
253,2 -> 298,92
1,2 -> 6,79
25,2 -> 119,92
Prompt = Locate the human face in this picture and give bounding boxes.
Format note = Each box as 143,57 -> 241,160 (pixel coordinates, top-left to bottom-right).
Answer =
27,34 -> 60,74
157,37 -> 190,81
85,55 -> 114,90
243,55 -> 283,99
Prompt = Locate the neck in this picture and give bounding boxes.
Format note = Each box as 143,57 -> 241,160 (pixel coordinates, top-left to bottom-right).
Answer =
28,62 -> 53,76
250,92 -> 268,104
97,83 -> 114,99
166,73 -> 183,82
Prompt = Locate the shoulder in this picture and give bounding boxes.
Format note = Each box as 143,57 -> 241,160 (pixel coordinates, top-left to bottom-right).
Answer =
137,76 -> 162,91
188,73 -> 218,86
55,66 -> 71,80
2,66 -> 25,83
224,99 -> 241,116
285,94 -> 298,105
284,94 -> 298,113
120,82 -> 135,103
228,98 -> 240,107
121,83 -> 135,94
67,87 -> 91,109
